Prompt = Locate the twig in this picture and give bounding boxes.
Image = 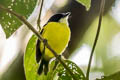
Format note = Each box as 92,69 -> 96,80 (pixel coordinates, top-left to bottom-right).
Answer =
86,0 -> 105,80
0,4 -> 77,80
37,0 -> 44,31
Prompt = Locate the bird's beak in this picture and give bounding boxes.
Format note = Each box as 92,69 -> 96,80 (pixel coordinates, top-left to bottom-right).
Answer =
63,12 -> 71,17
65,12 -> 71,16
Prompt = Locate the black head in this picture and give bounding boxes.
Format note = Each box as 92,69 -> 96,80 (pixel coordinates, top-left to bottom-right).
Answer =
47,12 -> 71,22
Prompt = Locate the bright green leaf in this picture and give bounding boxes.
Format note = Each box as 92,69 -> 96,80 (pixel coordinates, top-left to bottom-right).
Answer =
53,60 -> 85,80
24,35 -> 40,80
0,0 -> 37,38
24,35 -> 55,80
24,35 -> 47,80
76,0 -> 91,10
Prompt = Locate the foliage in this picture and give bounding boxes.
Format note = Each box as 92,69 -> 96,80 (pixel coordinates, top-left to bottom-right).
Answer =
53,60 -> 85,80
76,0 -> 91,10
24,35 -> 85,80
0,0 -> 37,38
24,35 -> 40,80
1,0 -> 120,80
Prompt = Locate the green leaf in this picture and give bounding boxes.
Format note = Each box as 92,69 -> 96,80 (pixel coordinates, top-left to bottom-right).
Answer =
24,35 -> 47,80
24,35 -> 55,80
76,0 -> 91,10
0,0 -> 37,38
53,60 -> 85,80
24,35 -> 40,80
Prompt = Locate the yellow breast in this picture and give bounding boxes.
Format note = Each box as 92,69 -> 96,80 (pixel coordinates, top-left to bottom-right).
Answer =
40,22 -> 71,60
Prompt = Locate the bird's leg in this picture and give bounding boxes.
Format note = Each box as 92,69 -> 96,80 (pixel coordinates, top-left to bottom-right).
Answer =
43,39 -> 47,44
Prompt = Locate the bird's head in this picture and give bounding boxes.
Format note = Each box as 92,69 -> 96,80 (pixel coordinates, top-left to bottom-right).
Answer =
48,12 -> 71,25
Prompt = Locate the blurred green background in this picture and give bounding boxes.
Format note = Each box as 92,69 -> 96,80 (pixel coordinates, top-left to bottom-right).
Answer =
1,0 -> 120,80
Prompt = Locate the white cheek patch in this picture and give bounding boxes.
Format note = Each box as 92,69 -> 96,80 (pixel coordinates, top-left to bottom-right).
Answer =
59,16 -> 69,26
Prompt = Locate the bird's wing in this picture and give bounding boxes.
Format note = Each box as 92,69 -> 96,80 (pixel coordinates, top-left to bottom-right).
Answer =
36,39 -> 42,63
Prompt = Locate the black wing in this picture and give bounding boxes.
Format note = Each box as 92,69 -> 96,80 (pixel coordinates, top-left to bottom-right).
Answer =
36,39 -> 42,63
36,27 -> 44,63
36,23 -> 49,75
36,39 -> 49,75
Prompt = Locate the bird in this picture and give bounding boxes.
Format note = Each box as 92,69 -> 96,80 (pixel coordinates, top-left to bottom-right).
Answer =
36,12 -> 71,75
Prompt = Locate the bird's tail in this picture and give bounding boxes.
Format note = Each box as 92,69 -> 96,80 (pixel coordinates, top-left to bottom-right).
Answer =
37,59 -> 49,75
36,39 -> 49,75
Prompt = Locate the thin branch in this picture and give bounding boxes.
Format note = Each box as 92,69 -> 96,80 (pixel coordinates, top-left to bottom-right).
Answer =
37,0 -> 44,31
86,0 -> 105,80
0,4 -> 77,80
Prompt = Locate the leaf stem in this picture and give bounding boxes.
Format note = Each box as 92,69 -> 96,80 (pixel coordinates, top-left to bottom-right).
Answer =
37,0 -> 44,31
86,0 -> 105,80
0,4 -> 77,80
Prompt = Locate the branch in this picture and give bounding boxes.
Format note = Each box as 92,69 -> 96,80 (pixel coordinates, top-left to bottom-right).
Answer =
37,0 -> 44,30
0,4 -> 77,80
86,0 -> 105,80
